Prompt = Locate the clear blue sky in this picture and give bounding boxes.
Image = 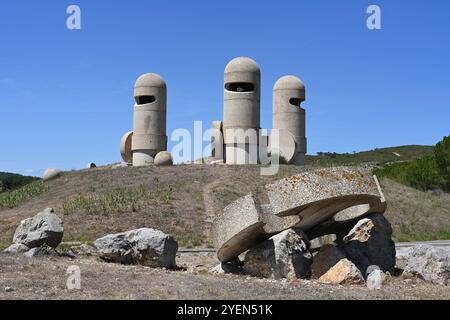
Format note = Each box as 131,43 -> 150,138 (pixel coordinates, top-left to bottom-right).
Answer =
0,0 -> 449,176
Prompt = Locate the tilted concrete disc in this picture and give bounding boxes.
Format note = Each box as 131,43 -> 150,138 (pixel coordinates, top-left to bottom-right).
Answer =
270,130 -> 296,164
213,167 -> 386,263
120,131 -> 133,163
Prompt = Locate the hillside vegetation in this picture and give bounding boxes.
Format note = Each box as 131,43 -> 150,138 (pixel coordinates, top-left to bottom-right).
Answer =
374,135 -> 450,192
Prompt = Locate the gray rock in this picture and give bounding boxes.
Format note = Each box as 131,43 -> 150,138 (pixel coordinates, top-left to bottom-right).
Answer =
95,228 -> 178,268
311,244 -> 346,279
366,269 -> 386,290
24,246 -> 62,258
154,151 -> 173,166
402,245 -> 449,285
86,162 -> 97,169
12,208 -> 64,248
3,243 -> 29,254
338,214 -> 396,274
42,168 -> 61,181
243,229 -> 312,280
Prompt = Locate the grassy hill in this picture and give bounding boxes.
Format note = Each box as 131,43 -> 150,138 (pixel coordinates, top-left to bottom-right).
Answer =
0,172 -> 39,192
306,145 -> 434,167
0,144 -> 448,250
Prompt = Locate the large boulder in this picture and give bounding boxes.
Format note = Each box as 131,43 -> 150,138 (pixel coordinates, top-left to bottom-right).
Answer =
42,168 -> 61,182
311,244 -> 346,279
338,214 -> 396,274
12,208 -> 64,248
402,245 -> 449,285
319,258 -> 364,285
243,229 -> 312,280
95,228 -> 178,268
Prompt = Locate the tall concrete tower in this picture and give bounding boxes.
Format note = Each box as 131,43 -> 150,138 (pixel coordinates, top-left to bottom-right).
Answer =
272,75 -> 307,165
223,57 -> 261,164
131,73 -> 167,166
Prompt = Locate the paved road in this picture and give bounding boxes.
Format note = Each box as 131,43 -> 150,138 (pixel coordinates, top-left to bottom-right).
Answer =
177,240 -> 450,253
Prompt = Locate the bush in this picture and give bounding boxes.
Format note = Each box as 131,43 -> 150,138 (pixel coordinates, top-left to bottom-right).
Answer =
434,134 -> 450,191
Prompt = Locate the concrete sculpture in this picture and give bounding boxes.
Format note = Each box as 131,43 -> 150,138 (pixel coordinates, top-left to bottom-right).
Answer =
222,57 -> 261,164
212,167 -> 386,262
272,76 -> 307,165
212,57 -> 307,166
120,74 -> 168,166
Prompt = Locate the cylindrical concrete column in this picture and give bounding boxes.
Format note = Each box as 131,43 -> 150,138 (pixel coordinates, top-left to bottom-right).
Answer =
273,75 -> 307,165
132,73 -> 167,166
223,57 -> 261,164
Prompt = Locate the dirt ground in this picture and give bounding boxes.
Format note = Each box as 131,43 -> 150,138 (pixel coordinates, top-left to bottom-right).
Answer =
0,252 -> 448,300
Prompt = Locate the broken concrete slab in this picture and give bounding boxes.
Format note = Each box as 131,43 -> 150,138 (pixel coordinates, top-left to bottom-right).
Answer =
213,167 -> 387,263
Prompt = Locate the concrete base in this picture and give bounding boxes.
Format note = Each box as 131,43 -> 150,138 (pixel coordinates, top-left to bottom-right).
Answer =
132,151 -> 155,166
293,153 -> 306,165
225,143 -> 258,164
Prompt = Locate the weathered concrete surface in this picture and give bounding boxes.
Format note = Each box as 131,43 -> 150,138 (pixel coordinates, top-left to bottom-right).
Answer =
213,167 -> 386,263
154,151 -> 173,166
243,229 -> 312,280
132,73 -> 167,166
120,131 -> 133,163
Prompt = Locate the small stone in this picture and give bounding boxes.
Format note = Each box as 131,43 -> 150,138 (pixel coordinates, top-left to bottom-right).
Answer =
366,269 -> 386,290
86,162 -> 97,169
4,286 -> 14,292
319,258 -> 364,285
210,258 -> 242,274
42,168 -> 61,182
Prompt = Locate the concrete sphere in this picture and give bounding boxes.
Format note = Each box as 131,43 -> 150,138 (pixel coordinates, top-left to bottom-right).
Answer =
43,168 -> 61,182
154,151 -> 173,166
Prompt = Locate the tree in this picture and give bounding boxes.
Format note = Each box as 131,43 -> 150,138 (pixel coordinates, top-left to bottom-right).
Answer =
434,134 -> 450,191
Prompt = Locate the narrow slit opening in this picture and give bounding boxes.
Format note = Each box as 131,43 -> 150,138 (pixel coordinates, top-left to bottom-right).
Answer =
225,82 -> 254,92
289,98 -> 302,107
135,95 -> 156,105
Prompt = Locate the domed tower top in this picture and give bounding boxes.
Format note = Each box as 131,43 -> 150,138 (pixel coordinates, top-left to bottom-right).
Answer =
134,73 -> 166,105
224,57 -> 260,74
274,75 -> 305,102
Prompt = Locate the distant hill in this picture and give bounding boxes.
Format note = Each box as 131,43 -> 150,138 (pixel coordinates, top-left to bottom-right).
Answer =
0,172 -> 40,193
307,145 -> 434,167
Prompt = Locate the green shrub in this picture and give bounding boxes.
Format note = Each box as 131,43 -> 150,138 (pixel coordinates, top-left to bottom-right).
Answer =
0,181 -> 49,209
434,134 -> 450,191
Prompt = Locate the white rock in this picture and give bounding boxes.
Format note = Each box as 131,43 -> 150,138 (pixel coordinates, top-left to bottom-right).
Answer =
154,151 -> 173,166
